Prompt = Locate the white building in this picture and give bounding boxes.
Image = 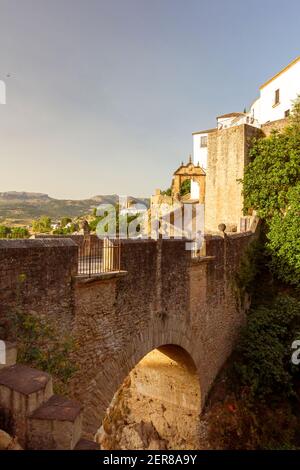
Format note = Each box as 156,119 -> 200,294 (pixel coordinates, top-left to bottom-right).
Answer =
250,56 -> 300,124
191,56 -> 300,200
190,128 -> 215,200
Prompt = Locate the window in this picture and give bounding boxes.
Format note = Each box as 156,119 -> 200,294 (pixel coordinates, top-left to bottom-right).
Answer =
274,89 -> 280,106
200,135 -> 208,148
285,109 -> 290,118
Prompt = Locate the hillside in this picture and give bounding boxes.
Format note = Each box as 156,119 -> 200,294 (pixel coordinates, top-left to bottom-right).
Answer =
0,192 -> 149,225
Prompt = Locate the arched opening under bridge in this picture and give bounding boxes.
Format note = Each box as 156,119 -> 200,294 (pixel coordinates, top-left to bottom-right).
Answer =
95,345 -> 201,450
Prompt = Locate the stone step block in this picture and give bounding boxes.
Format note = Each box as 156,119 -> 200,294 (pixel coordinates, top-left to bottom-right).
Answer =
28,394 -> 83,450
74,438 -> 99,450
0,364 -> 53,446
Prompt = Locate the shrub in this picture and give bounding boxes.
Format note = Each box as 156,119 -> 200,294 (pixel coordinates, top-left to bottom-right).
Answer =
179,179 -> 191,196
0,225 -> 11,238
242,97 -> 300,286
207,394 -> 297,450
233,295 -> 300,400
10,227 -> 29,238
32,216 -> 51,233
9,310 -> 77,394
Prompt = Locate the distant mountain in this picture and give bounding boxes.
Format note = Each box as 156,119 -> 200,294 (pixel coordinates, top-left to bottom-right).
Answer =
0,192 -> 149,225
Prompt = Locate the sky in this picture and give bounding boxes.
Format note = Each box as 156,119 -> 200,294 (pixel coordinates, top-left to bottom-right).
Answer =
0,0 -> 299,199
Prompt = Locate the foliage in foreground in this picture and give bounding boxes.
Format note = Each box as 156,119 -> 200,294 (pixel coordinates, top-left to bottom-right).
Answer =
233,295 -> 300,400
207,392 -> 298,450
9,310 -> 77,394
243,97 -> 300,286
205,292 -> 300,450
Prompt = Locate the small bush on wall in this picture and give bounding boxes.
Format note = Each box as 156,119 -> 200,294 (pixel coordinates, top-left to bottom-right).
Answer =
9,309 -> 77,395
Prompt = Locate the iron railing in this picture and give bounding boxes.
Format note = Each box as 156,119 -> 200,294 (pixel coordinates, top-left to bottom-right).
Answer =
78,237 -> 121,276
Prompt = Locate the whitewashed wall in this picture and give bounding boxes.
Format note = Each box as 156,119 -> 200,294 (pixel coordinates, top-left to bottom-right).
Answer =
251,59 -> 300,124
190,180 -> 200,199
192,133 -> 208,170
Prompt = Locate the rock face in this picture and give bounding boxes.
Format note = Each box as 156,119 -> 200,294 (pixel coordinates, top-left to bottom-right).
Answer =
96,348 -> 204,450
96,376 -> 168,451
0,429 -> 22,450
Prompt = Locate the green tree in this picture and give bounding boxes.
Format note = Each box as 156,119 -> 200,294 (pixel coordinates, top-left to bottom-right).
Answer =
10,227 -> 29,238
234,295 -> 300,400
180,179 -> 191,196
161,187 -> 172,196
32,216 -> 52,233
9,309 -> 77,394
60,217 -> 72,228
243,97 -> 300,285
0,225 -> 11,238
89,204 -> 140,237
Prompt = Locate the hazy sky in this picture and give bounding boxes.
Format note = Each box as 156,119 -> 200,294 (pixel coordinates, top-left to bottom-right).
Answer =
0,0 -> 299,199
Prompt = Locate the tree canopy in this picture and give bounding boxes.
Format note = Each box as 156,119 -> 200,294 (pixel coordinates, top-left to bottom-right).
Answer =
32,216 -> 52,233
0,225 -> 29,238
243,97 -> 300,286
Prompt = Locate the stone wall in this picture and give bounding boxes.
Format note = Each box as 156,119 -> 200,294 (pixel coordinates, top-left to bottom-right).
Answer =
0,238 -> 78,338
204,119 -> 289,234
0,234 -> 254,440
33,234 -> 101,246
0,342 -> 96,450
70,235 -> 253,437
261,118 -> 288,136
205,124 -> 263,233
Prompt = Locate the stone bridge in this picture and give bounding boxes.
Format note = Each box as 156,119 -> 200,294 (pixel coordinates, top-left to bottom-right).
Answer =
0,233 -> 253,440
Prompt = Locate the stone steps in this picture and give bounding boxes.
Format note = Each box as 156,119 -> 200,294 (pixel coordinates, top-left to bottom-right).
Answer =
28,394 -> 83,450
0,340 -> 97,450
74,438 -> 100,450
0,363 -> 53,447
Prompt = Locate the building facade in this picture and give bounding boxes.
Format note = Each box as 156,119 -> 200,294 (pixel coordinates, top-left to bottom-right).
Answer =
192,56 -> 300,233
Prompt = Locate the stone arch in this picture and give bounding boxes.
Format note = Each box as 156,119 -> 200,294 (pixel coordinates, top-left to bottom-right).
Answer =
96,344 -> 201,449
171,158 -> 206,202
81,324 -> 204,439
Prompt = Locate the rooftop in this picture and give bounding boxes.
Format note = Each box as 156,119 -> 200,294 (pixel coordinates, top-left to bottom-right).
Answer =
260,56 -> 300,90
192,128 -> 217,135
216,112 -> 245,119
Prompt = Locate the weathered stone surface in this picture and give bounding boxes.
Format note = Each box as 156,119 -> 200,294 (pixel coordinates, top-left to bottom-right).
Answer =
261,118 -> 288,136
30,394 -> 82,421
0,238 -> 78,339
98,347 -> 201,449
205,124 -> 263,233
74,438 -> 99,450
0,235 -> 254,445
70,236 -> 252,439
0,364 -> 53,447
28,395 -> 82,450
0,364 -> 51,396
0,429 -> 22,450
